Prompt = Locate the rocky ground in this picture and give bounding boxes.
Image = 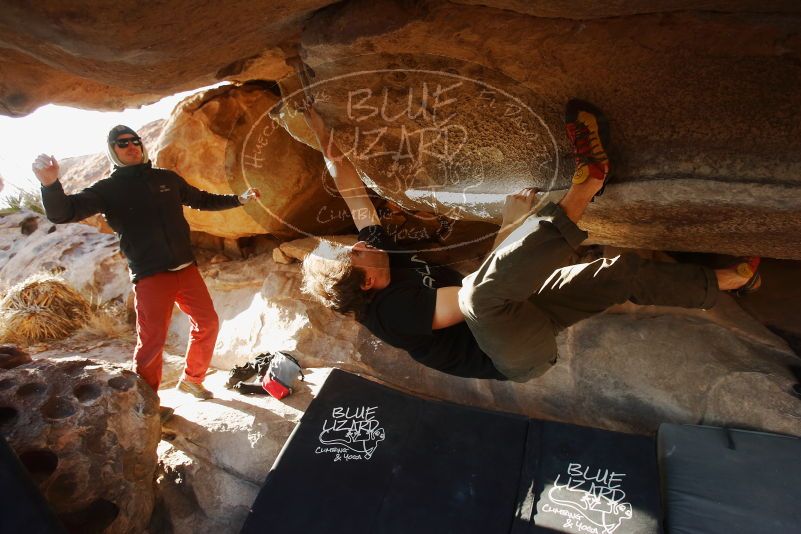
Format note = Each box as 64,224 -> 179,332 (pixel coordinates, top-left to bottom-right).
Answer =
5,240 -> 800,532
1,217 -> 800,532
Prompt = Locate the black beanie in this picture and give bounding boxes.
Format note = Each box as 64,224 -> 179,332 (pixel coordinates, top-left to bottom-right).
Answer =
107,125 -> 139,143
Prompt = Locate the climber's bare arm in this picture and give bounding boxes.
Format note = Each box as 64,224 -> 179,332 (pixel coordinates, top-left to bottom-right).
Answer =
301,103 -> 380,231
432,286 -> 465,329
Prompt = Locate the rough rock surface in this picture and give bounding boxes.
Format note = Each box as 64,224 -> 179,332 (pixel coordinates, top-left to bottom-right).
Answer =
3,2 -> 799,258
0,1 -> 337,116
0,357 -> 160,533
154,368 -> 330,533
3,1 -> 798,116
1,2 -> 799,258
0,211 -> 130,303
736,258 -> 801,356
0,344 -> 30,369
155,83 -> 353,240
169,250 -> 801,437
293,0 -> 801,259
451,0 -> 801,18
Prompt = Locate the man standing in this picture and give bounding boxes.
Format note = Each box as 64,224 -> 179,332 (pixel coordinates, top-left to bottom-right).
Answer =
33,125 -> 260,402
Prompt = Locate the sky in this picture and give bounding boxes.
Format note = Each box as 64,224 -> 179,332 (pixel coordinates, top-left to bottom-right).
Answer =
0,84 -> 220,202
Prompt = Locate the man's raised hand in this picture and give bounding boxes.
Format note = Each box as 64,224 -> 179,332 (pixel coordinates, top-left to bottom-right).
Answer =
32,154 -> 59,186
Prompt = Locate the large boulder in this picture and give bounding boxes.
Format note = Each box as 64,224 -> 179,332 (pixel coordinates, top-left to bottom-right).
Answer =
169,248 -> 801,437
3,1 -> 800,259
0,0 -> 338,116
2,1 -> 797,117
290,0 -> 801,259
155,83 -> 354,240
0,357 -> 161,533
0,211 -> 130,303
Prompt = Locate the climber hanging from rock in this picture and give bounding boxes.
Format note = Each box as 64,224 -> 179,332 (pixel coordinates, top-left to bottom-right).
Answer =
291,58 -> 762,382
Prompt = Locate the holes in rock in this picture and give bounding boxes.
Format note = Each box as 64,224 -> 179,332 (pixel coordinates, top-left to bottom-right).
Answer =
41,261 -> 66,274
73,383 -> 101,403
20,216 -> 38,236
0,406 -> 18,427
107,375 -> 133,391
16,382 -> 47,397
0,378 -> 15,390
40,397 -> 77,419
18,449 -> 58,485
47,472 -> 77,501
63,360 -> 90,377
58,498 -> 119,534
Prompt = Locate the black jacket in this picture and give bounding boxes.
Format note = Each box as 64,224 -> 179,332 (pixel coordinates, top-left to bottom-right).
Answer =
41,162 -> 242,281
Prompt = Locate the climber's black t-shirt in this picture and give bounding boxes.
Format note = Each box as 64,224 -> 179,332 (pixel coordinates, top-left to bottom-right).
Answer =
357,225 -> 506,380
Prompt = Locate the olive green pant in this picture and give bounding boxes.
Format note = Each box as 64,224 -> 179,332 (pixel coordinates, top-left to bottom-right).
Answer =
458,203 -> 718,382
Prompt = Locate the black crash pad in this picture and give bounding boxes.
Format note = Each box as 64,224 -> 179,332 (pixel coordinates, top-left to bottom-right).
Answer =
658,424 -> 801,534
0,435 -> 65,534
242,369 -> 660,534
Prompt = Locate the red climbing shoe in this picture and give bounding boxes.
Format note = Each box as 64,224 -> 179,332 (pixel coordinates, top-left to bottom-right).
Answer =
565,99 -> 611,197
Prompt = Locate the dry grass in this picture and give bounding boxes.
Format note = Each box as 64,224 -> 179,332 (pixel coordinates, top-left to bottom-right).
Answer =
77,298 -> 129,340
0,274 -> 92,345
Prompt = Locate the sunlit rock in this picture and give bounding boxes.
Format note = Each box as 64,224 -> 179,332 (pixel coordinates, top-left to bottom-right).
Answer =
155,83 -> 353,240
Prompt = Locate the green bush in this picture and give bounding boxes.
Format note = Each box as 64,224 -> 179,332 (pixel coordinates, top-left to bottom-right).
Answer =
0,189 -> 44,215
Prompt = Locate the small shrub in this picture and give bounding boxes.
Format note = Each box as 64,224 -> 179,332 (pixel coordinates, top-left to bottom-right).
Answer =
0,188 -> 45,215
0,274 -> 91,345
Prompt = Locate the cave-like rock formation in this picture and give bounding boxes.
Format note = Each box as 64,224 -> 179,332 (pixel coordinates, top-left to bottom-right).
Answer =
0,0 -> 338,116
295,0 -> 801,258
4,0 -> 799,257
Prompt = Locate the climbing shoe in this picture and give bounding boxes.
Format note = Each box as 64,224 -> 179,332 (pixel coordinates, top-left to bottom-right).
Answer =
729,256 -> 762,296
565,99 -> 611,195
177,379 -> 214,400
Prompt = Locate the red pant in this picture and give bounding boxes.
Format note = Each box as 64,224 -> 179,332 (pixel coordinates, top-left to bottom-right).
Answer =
132,265 -> 219,393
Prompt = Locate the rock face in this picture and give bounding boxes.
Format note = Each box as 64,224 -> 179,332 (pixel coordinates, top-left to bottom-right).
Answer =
0,357 -> 161,533
3,2 -> 800,258
169,249 -> 801,437
0,211 -> 130,303
155,83 -> 354,240
295,0 -> 801,259
0,0 -> 337,116
0,344 -> 30,369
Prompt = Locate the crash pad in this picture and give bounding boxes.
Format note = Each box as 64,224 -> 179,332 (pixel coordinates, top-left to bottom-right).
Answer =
658,424 -> 801,534
0,435 -> 65,533
242,369 -> 660,534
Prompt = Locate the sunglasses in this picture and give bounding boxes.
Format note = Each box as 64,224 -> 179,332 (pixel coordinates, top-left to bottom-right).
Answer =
113,137 -> 142,148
